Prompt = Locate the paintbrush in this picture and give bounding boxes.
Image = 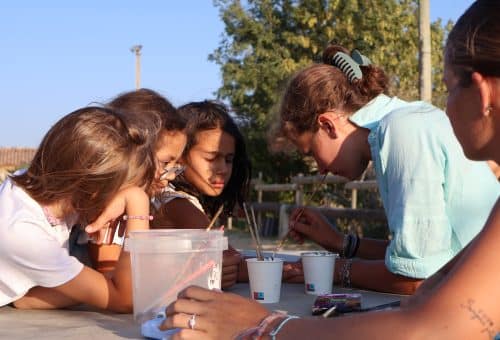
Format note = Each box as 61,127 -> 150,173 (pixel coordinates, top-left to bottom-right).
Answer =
249,206 -> 264,258
272,173 -> 329,258
206,204 -> 224,231
166,204 -> 225,309
243,202 -> 263,260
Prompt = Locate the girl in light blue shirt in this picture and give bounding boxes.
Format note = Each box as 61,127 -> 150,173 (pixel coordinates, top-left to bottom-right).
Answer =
279,43 -> 499,294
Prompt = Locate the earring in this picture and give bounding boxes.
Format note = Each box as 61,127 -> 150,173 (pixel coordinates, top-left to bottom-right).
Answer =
485,105 -> 493,115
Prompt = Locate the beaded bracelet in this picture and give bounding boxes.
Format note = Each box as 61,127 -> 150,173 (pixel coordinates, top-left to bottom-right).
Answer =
340,233 -> 350,258
341,258 -> 353,288
122,215 -> 154,221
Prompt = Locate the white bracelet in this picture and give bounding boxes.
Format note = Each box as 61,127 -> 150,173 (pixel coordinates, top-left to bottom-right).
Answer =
269,315 -> 299,339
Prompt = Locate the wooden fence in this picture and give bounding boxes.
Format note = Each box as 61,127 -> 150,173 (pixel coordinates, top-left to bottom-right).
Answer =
246,172 -> 385,237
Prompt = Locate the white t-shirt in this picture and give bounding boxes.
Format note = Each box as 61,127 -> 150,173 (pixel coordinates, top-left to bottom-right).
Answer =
0,178 -> 83,306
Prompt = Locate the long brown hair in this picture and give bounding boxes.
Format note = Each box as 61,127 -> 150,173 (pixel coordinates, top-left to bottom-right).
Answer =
279,44 -> 388,135
107,88 -> 186,132
445,0 -> 500,86
107,88 -> 187,195
12,107 -> 156,223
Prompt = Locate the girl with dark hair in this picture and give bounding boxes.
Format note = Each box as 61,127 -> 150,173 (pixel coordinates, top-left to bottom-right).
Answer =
162,1 -> 500,338
0,106 -> 157,312
151,100 -> 252,289
155,100 -> 250,225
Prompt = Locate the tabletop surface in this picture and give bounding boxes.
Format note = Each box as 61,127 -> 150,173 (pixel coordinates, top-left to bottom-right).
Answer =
0,283 -> 401,339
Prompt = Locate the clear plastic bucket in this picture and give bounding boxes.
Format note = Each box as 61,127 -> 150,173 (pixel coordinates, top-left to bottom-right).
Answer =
125,229 -> 228,322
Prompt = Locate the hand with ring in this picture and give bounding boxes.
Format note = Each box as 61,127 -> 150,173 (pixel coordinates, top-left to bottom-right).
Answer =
161,286 -> 269,339
188,314 -> 196,330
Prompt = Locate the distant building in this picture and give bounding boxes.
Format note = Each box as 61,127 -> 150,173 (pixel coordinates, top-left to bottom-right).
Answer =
0,148 -> 36,182
0,147 -> 36,168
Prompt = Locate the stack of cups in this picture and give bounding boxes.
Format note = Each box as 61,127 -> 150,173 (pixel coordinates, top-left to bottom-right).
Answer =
246,258 -> 283,303
301,251 -> 338,295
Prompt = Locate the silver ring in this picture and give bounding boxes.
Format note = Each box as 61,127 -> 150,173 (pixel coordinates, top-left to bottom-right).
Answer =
188,314 -> 196,330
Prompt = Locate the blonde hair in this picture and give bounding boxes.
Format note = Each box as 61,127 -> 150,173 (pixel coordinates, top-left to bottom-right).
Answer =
12,106 -> 157,223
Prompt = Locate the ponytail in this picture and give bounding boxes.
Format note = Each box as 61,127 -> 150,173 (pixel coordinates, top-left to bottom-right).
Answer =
322,44 -> 388,101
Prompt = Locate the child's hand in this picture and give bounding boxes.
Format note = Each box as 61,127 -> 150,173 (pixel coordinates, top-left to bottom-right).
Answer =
86,186 -> 149,234
221,248 -> 242,289
282,260 -> 304,283
289,207 -> 341,251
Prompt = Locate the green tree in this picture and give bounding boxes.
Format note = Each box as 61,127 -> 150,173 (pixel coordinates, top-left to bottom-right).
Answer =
211,0 -> 451,184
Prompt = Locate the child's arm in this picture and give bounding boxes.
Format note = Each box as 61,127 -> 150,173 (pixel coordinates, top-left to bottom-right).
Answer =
13,186 -> 150,312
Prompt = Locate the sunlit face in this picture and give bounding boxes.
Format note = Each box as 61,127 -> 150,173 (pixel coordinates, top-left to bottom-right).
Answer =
155,130 -> 187,187
443,61 -> 489,160
182,128 -> 235,197
288,114 -> 370,180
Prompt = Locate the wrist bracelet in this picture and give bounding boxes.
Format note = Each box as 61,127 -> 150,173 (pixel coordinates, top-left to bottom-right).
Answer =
342,232 -> 360,258
235,311 -> 287,340
346,233 -> 358,258
340,233 -> 350,258
341,259 -> 353,288
122,215 -> 153,221
268,315 -> 299,339
351,234 -> 360,257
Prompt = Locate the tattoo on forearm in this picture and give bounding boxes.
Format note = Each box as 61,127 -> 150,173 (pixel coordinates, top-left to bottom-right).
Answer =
460,299 -> 497,338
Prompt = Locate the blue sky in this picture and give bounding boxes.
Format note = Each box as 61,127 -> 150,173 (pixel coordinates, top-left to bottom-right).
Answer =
0,0 -> 474,147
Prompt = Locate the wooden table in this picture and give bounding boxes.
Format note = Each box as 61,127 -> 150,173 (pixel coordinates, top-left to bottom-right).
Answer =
0,283 -> 401,339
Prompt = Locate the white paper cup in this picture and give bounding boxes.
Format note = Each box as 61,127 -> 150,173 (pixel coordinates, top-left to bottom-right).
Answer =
301,251 -> 337,295
246,258 -> 283,303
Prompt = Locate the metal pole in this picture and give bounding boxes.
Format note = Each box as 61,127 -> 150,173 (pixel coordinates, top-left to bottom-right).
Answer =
419,0 -> 432,102
130,45 -> 142,89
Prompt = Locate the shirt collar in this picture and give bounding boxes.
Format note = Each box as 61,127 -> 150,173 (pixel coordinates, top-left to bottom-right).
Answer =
348,94 -> 408,130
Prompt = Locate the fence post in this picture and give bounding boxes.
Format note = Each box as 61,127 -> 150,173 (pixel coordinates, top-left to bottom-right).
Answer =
257,172 -> 263,228
295,173 -> 304,206
351,188 -> 358,209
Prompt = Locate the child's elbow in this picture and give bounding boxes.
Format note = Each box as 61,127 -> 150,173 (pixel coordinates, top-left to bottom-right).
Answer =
107,296 -> 134,313
11,298 -> 50,310
12,299 -> 31,309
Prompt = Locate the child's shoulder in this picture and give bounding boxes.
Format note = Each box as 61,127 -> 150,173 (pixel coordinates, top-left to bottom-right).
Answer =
152,195 -> 210,228
0,177 -> 43,222
154,185 -> 205,213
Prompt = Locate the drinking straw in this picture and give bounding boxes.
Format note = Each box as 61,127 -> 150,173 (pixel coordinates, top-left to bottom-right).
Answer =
272,173 -> 329,257
142,260 -> 217,317
141,204 -> 227,318
243,202 -> 263,260
206,204 -> 224,231
171,206 -> 225,294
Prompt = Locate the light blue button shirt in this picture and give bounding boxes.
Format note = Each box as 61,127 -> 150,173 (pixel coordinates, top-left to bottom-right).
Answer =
349,95 -> 500,278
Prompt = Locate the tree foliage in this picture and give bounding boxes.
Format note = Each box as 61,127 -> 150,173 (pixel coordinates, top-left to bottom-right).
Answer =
210,0 -> 452,183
